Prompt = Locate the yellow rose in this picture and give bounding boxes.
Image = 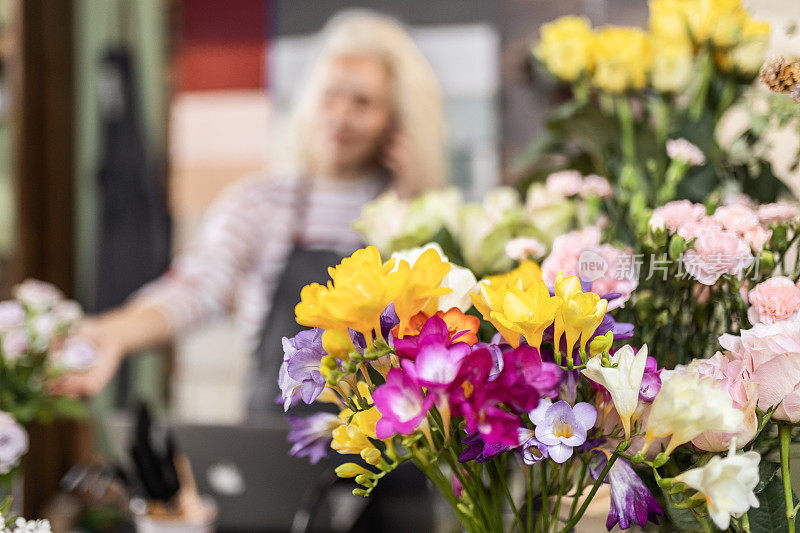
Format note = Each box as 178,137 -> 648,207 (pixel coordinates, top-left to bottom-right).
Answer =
689,0 -> 747,47
649,0 -> 692,41
534,16 -> 595,82
592,26 -> 654,93
651,36 -> 694,92
727,17 -> 770,74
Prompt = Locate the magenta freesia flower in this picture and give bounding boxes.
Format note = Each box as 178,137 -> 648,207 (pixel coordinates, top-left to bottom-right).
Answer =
639,355 -> 662,401
529,399 -> 597,463
373,369 -> 435,438
393,314 -> 453,360
286,413 -> 343,464
591,453 -> 663,530
401,337 -> 471,389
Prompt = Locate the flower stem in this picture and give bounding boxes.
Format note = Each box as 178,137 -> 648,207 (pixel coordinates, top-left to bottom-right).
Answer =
557,451 -> 619,533
540,461 -> 550,532
781,423 -> 796,533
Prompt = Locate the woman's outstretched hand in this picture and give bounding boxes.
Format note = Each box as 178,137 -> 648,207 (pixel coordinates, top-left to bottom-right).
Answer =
48,318 -> 126,398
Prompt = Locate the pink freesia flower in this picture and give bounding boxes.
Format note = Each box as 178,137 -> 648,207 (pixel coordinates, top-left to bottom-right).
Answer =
691,353 -> 758,451
747,276 -> 800,324
758,202 -> 799,224
682,230 -> 753,285
373,369 -> 435,438
650,200 -> 705,233
581,175 -> 613,198
712,204 -> 760,235
545,170 -> 583,197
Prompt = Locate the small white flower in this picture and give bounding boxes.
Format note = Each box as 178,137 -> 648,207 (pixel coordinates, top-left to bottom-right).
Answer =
580,174 -> 613,198
0,412 -> 28,474
676,444 -> 760,530
438,265 -> 478,313
12,280 -> 62,312
582,344 -> 648,439
505,237 -> 546,261
666,138 -> 706,166
644,372 -> 743,455
545,170 -> 583,197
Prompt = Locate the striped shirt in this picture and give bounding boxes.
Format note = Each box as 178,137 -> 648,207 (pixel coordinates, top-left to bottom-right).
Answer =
133,173 -> 386,351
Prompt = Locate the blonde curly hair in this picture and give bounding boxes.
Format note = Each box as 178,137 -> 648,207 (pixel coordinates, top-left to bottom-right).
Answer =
286,10 -> 448,196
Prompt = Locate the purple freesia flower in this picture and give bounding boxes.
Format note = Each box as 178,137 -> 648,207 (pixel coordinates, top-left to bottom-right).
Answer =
591,452 -> 663,530
286,413 -> 342,464
529,399 -> 597,463
278,363 -> 303,410
639,356 -> 662,401
458,433 -> 513,463
283,328 -> 327,405
351,304 -> 399,352
519,431 -> 549,465
373,369 -> 435,438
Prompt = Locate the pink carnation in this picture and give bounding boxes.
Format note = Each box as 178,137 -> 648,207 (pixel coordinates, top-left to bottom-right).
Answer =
721,318 -> 800,422
541,227 -> 602,285
682,230 -> 753,285
712,204 -> 760,235
650,200 -> 705,233
758,202 -> 800,224
691,352 -> 757,451
747,276 -> 800,325
545,170 -> 583,197
676,217 -> 723,241
586,245 -> 639,309
580,175 -> 612,198
742,225 -> 772,252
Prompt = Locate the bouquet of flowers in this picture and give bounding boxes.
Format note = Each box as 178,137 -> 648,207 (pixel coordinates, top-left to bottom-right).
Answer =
520,0 -> 787,216
278,242 -> 796,532
0,279 -> 94,486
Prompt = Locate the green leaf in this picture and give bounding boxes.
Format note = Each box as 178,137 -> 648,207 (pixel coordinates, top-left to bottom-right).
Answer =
755,461 -> 780,494
749,474 -> 798,533
660,490 -> 704,533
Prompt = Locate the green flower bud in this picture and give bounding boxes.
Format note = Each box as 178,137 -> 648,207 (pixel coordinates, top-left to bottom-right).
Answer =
653,452 -> 669,468
759,250 -> 775,272
668,235 -> 686,260
589,331 -> 614,357
771,223 -> 788,250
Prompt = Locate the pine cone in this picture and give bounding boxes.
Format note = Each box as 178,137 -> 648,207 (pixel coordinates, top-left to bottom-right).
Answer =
759,56 -> 800,95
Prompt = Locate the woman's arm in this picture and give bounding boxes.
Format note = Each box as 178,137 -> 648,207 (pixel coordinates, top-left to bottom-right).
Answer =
51,177 -> 272,397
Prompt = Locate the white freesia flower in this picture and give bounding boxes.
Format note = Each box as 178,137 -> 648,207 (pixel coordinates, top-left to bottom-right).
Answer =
582,344 -> 647,438
391,243 -> 449,270
351,190 -> 408,254
676,444 -> 760,530
438,265 -> 478,312
644,372 -> 743,455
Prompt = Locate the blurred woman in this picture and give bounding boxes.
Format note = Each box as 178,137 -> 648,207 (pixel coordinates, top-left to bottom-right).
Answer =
53,11 -> 448,404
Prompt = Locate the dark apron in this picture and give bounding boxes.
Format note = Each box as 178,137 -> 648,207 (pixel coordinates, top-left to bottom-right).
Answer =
246,180 -> 433,532
247,245 -> 346,414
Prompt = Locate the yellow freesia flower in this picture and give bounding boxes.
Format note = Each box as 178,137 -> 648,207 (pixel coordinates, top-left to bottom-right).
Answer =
296,246 -> 406,346
592,26 -> 654,93
393,248 -> 452,338
331,424 -> 376,455
484,279 -> 561,349
564,292 -> 607,355
535,16 -> 595,82
471,260 -> 543,320
552,272 -> 582,356
725,17 -> 770,73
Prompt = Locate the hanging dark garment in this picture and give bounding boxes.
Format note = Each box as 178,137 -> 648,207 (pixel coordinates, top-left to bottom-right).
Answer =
94,47 -> 171,312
